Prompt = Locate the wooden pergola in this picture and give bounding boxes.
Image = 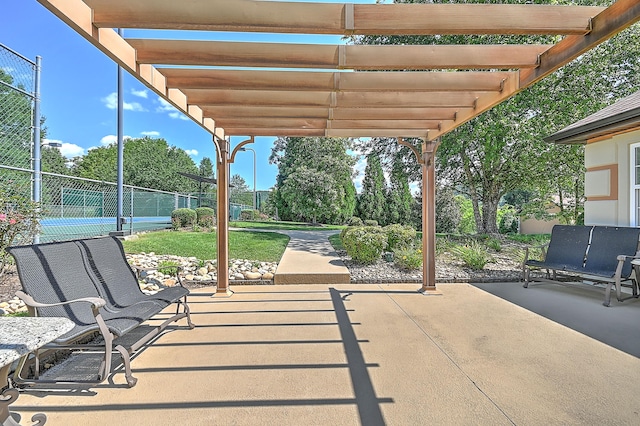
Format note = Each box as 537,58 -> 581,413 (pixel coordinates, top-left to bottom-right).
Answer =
37,0 -> 640,295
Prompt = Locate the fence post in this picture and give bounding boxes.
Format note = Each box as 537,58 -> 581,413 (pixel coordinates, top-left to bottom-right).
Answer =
32,56 -> 42,243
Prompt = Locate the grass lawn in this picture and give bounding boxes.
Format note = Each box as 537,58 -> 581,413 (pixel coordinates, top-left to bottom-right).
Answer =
230,220 -> 345,231
328,233 -> 343,250
122,230 -> 289,262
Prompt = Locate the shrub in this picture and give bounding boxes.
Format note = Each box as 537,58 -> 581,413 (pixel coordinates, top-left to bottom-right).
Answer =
394,247 -> 422,270
451,241 -> 492,270
341,226 -> 387,264
346,216 -> 363,226
486,237 -> 502,252
195,207 -> 215,228
363,219 -> 378,227
171,208 -> 196,228
158,260 -> 180,276
239,209 -> 260,221
0,189 -> 41,275
498,205 -> 519,234
384,224 -> 416,252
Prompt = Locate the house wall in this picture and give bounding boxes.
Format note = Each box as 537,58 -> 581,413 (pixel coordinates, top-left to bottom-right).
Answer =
584,130 -> 640,226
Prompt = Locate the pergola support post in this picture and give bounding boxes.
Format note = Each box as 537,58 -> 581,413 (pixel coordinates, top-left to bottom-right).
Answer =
398,137 -> 442,295
420,139 -> 441,295
214,135 -> 233,297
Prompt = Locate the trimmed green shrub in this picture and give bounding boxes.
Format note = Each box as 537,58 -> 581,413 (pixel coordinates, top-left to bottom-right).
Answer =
195,207 -> 215,228
393,247 -> 422,270
346,216 -> 363,226
239,209 -> 261,221
363,219 -> 378,227
171,208 -> 196,228
341,226 -> 387,264
451,241 -> 492,270
384,224 -> 416,252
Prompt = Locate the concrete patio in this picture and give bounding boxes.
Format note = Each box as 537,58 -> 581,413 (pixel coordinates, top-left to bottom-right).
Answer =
11,282 -> 640,425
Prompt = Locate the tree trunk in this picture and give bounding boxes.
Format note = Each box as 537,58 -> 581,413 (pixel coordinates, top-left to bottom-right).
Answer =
463,159 -> 483,233
481,194 -> 500,234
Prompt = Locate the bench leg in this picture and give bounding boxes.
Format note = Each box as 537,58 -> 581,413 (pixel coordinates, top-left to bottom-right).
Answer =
523,267 -> 530,288
114,345 -> 137,388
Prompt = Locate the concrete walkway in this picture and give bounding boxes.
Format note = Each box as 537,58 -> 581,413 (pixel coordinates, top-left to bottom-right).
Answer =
12,283 -> 640,425
273,230 -> 350,285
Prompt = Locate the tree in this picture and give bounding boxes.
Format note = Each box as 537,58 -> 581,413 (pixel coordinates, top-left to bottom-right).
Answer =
270,137 -> 356,224
386,157 -> 415,226
353,0 -> 639,233
41,146 -> 70,175
357,153 -> 387,225
229,174 -> 252,206
74,137 -> 198,192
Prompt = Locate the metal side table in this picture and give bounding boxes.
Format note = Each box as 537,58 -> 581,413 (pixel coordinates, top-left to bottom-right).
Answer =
0,317 -> 74,426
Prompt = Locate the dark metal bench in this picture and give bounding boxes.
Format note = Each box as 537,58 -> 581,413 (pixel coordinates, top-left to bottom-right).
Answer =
523,225 -> 640,306
7,237 -> 194,388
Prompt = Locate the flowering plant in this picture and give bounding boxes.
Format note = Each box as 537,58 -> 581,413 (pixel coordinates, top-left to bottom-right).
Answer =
0,189 -> 41,275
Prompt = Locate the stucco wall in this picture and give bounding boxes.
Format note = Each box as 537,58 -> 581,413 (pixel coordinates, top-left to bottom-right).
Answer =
584,130 -> 640,226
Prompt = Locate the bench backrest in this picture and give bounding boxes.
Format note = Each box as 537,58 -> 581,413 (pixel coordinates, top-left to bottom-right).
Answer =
545,225 -> 593,267
7,241 -> 101,326
584,226 -> 640,278
75,236 -> 148,309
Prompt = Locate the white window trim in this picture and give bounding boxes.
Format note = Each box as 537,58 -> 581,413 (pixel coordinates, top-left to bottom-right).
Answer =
630,142 -> 640,227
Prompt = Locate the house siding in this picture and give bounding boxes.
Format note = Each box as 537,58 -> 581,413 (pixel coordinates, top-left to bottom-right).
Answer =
584,130 -> 640,226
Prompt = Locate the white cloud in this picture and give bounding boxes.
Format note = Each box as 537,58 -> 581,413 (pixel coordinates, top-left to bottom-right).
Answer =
101,92 -> 146,112
43,139 -> 85,159
352,156 -> 366,194
157,97 -> 189,120
131,89 -> 148,98
156,98 -> 175,112
141,131 -> 160,137
184,149 -> 199,156
100,134 -> 132,146
59,143 -> 85,159
169,111 -> 190,121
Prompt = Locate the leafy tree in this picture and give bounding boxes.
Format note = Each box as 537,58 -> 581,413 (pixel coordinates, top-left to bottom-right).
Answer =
270,137 -> 356,224
387,157 -> 415,226
229,174 -> 253,206
357,153 -> 387,225
74,137 -> 198,192
435,185 -> 461,233
41,146 -> 70,175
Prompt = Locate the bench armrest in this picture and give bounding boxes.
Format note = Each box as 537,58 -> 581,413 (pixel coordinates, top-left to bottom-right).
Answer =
523,242 -> 549,265
16,290 -> 106,312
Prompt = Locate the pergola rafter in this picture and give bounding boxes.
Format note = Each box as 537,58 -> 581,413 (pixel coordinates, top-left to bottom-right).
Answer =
35,0 -> 640,295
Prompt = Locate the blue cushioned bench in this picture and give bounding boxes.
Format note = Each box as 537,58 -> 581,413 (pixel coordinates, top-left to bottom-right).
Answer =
523,225 -> 640,306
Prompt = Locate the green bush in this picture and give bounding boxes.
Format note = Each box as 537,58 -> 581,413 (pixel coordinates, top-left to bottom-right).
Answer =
451,241 -> 492,270
171,208 -> 196,228
393,247 -> 422,270
384,224 -> 416,252
363,219 -> 378,227
346,216 -> 363,226
0,189 -> 41,274
498,205 -> 519,234
158,260 -> 180,276
240,209 -> 261,221
341,226 -> 387,264
195,207 -> 215,228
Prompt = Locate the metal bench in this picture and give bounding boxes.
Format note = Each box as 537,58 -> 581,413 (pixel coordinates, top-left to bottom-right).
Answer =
7,237 -> 194,388
523,225 -> 640,306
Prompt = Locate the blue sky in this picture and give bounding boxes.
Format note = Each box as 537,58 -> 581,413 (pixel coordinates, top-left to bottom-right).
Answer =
1,0 -> 379,192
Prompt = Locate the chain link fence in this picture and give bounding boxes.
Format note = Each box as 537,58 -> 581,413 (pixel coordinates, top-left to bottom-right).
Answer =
1,43 -> 224,244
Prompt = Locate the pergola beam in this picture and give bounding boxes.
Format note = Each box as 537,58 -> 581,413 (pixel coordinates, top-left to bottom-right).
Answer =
90,0 -> 602,35
132,40 -> 551,70
185,89 -> 488,109
159,69 -> 517,93
200,106 -> 467,121
215,118 -> 446,131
